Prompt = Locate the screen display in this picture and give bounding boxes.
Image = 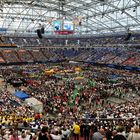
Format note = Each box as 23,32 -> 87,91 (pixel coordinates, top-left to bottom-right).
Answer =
63,21 -> 74,31
53,20 -> 61,31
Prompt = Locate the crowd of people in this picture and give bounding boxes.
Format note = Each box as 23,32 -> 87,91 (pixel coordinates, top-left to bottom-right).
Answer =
0,47 -> 139,67
0,62 -> 139,139
1,112 -> 140,140
0,33 -> 140,140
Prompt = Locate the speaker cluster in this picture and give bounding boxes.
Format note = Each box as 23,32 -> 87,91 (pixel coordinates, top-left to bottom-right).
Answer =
125,33 -> 132,41
36,27 -> 44,39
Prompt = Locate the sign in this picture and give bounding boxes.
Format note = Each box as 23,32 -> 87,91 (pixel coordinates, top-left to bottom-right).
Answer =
54,30 -> 74,35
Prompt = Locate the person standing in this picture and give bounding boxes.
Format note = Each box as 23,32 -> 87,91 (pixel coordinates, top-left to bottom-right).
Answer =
112,126 -> 126,140
83,123 -> 91,140
92,128 -> 105,140
38,126 -> 49,140
127,127 -> 140,140
73,122 -> 80,140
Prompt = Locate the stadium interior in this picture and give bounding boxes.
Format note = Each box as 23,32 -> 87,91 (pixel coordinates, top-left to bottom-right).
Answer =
0,0 -> 140,140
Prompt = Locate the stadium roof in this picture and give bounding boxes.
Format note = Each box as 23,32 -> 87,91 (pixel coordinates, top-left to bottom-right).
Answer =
0,0 -> 140,35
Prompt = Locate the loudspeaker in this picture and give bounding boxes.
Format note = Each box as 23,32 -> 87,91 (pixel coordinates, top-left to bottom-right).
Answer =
41,27 -> 45,34
125,33 -> 131,41
79,21 -> 82,26
37,29 -> 43,39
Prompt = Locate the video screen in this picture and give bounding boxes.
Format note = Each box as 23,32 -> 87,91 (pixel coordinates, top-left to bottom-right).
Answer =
63,21 -> 74,31
53,20 -> 61,31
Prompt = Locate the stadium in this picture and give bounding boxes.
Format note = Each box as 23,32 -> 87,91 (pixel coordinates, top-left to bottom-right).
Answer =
0,0 -> 140,139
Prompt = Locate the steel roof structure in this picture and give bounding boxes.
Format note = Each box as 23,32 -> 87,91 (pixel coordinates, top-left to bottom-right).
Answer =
0,0 -> 140,35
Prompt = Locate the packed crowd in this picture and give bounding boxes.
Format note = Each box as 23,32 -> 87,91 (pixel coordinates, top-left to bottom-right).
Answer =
2,50 -> 20,63
0,33 -> 140,140
1,117 -> 140,140
0,47 -> 139,67
0,62 -> 139,139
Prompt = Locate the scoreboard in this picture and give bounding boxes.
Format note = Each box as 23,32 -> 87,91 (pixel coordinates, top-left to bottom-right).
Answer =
53,20 -> 74,35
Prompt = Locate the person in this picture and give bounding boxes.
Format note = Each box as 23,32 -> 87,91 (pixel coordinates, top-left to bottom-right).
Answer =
112,126 -> 126,140
111,130 -> 117,139
50,130 -> 62,140
38,126 -> 49,140
73,122 -> 80,140
9,131 -> 20,140
18,130 -> 31,140
92,128 -> 104,140
127,126 -> 140,140
83,123 -> 91,140
80,122 -> 84,137
105,128 -> 112,140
